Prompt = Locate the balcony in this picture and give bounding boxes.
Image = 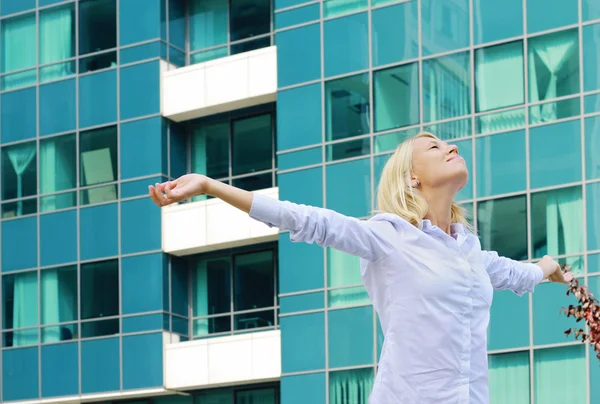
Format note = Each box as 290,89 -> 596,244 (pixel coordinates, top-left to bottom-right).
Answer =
161,46 -> 277,122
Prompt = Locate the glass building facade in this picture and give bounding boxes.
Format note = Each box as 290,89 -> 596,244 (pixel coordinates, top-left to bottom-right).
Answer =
0,0 -> 598,403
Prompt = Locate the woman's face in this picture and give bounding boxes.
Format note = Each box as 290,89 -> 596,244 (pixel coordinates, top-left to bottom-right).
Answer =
411,136 -> 468,191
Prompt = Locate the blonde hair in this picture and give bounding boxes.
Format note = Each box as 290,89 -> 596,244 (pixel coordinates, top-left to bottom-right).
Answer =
376,132 -> 472,231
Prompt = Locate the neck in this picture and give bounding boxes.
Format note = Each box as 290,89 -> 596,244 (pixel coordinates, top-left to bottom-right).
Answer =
421,187 -> 455,234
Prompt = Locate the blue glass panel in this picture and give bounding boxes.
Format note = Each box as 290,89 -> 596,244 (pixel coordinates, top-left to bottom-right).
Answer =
583,0 -> 600,21
488,351 -> 530,403
281,373 -> 326,404
120,61 -> 160,120
169,46 -> 186,67
328,306 -> 373,368
530,120 -> 581,189
476,130 -> 526,197
324,13 -> 368,77
588,182 -> 600,251
275,4 -> 320,29
170,122 -> 187,178
122,253 -> 164,314
121,198 -> 161,254
473,0 -> 523,45
120,117 -> 165,179
41,343 -> 78,397
452,139 -> 472,201
421,0 -> 469,56
81,337 -> 120,393
79,70 -> 117,129
589,254 -> 600,273
326,158 -> 370,217
169,0 -> 186,49
585,93 -> 600,114
527,0 -> 577,33
591,344 -> 600,403
533,345 -> 586,403
121,176 -> 166,199
488,290 -> 529,350
189,0 -> 228,50
277,84 -> 322,150
281,312 -> 325,372
277,24 -> 321,87
40,210 -> 77,267
532,280 -> 578,345
40,0 -> 71,6
39,79 -> 76,137
2,347 -> 38,401
275,0 -> 313,9
583,24 -> 600,93
1,217 -> 37,272
279,167 -> 323,207
376,317 -> 383,359
119,0 -> 161,46
80,203 -> 118,261
122,313 -> 163,333
278,147 -> 322,170
1,87 -> 36,143
280,292 -> 324,314
123,333 -> 163,389
372,1 -> 418,67
190,47 -> 227,64
374,63 -> 419,132
279,233 -> 324,293
171,256 -> 188,316
120,41 -> 162,64
1,0 -> 35,16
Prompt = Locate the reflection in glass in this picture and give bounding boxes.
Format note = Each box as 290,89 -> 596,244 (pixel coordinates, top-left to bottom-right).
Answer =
230,0 -> 270,42
1,14 -> 36,86
473,0 -> 522,45
326,138 -> 370,162
41,266 -> 77,334
374,127 -> 419,153
39,4 -> 75,67
234,250 -> 275,311
1,198 -> 37,218
2,272 -> 38,345
40,134 -> 76,197
79,126 -> 118,204
189,0 -> 228,51
476,108 -> 525,135
533,346 -> 586,404
80,260 -> 119,320
190,47 -> 228,64
1,142 -> 37,209
234,309 -> 275,331
423,117 -> 471,141
79,0 -> 116,55
372,1 -> 418,67
326,73 -> 370,141
193,316 -> 230,336
324,0 -> 368,18
374,63 -> 419,132
585,116 -> 600,180
232,114 -> 272,176
193,257 -> 231,317
192,121 -> 230,179
330,368 -> 374,404
231,36 -> 271,55
42,323 -> 77,343
478,195 -> 527,261
488,352 -> 530,404
236,388 -> 276,404
421,0 -> 469,56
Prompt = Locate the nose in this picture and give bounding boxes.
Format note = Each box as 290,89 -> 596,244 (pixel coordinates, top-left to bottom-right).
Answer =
447,144 -> 458,155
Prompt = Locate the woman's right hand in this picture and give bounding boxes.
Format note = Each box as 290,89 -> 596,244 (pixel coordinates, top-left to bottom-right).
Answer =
148,174 -> 211,207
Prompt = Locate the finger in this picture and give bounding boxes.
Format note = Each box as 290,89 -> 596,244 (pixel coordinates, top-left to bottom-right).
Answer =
564,272 -> 574,282
148,186 -> 165,206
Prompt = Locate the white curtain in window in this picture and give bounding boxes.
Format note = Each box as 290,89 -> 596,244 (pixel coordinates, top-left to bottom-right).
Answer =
1,14 -> 36,90
545,187 -> 583,256
6,142 -> 36,216
534,346 -> 586,403
39,5 -> 73,81
12,271 -> 38,347
193,261 -> 209,335
330,368 -> 374,404
488,352 -> 530,404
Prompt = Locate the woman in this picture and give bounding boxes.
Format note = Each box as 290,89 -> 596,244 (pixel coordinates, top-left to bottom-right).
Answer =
149,132 -> 571,404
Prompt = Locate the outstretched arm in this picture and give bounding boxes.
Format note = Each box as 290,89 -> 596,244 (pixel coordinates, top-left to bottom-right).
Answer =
149,174 -> 398,262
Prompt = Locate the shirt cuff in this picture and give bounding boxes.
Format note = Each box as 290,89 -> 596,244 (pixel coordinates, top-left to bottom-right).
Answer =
528,263 -> 545,285
249,192 -> 282,228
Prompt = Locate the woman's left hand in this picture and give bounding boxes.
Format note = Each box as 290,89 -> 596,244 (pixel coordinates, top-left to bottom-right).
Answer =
538,255 -> 574,284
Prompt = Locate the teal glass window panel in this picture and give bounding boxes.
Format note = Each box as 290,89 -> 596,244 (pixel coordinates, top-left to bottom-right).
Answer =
230,0 -> 270,42
488,291 -> 529,350
587,182 -> 600,251
423,117 -> 471,142
488,351 -> 530,404
476,130 -> 526,197
326,73 -> 370,141
79,70 -> 117,129
329,368 -> 374,403
1,0 -> 35,15
1,87 -> 36,143
40,0 -> 67,6
40,60 -> 76,83
169,122 -> 187,178
2,270 -> 38,334
374,63 -> 419,132
475,41 -> 524,113
121,198 -> 161,254
121,176 -> 166,199
328,306 -> 373,367
452,139 -> 472,201
583,0 -> 600,21
533,280 -> 582,345
279,232 -> 325,293
281,312 -> 325,372
189,0 -> 228,50
192,255 -> 231,317
280,292 -> 324,314
372,1 -> 418,67
328,285 -> 369,308
234,251 -> 275,312
120,41 -> 162,64
81,337 -> 120,393
168,46 -> 186,67
122,313 -> 163,333
79,51 -> 117,74
530,120 -> 581,189
119,0 -> 161,46
171,256 -> 189,316
39,3 -> 75,66
41,343 -> 78,398
40,134 -> 76,199
328,248 -> 361,288
120,117 -> 165,179
79,0 -> 117,55
81,318 -> 119,339
324,13 -> 368,77
40,79 -> 76,136
473,0 -> 522,45
592,343 -> 600,403
169,0 -> 186,49
478,195 -> 527,261
79,125 -> 118,190
586,116 -> 600,180
122,253 -> 164,314
236,388 -> 276,403
40,265 -> 77,330
278,147 -> 322,170
374,127 -> 419,153
277,84 -> 322,151
324,0 -> 368,18
191,121 -> 229,179
40,210 -> 77,267
376,317 -> 383,359
529,97 -> 580,126
231,113 -> 273,176
81,260 -> 119,320
476,107 -> 526,135
326,138 -> 370,161
533,345 -> 586,404
527,0 -> 577,34
277,24 -> 321,87
79,203 -> 118,260
2,347 -> 39,401
275,4 -> 319,30
231,37 -> 271,56
120,61 -> 160,120
123,333 -> 163,389
190,47 -> 228,64
1,217 -> 37,272
423,51 -> 471,123
374,153 -> 391,192
1,13 -> 36,74
326,158 -> 371,217
276,0 -> 313,9
528,29 -> 579,107
583,24 -> 600,92
589,254 -> 600,274
421,0 -> 469,56
281,373 -> 326,404
585,92 -> 600,114
40,190 -> 76,214
531,186 -> 583,258
279,167 -> 323,207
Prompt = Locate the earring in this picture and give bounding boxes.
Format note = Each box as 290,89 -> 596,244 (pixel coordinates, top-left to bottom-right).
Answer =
415,180 -> 421,188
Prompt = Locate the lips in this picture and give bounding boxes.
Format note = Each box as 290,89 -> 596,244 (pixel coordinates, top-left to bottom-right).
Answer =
447,155 -> 463,162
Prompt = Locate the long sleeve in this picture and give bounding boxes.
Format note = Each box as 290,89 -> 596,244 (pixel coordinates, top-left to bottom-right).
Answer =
249,193 -> 399,263
481,250 -> 544,296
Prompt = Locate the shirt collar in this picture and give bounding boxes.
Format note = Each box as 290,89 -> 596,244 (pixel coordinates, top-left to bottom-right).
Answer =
419,219 -> 466,237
